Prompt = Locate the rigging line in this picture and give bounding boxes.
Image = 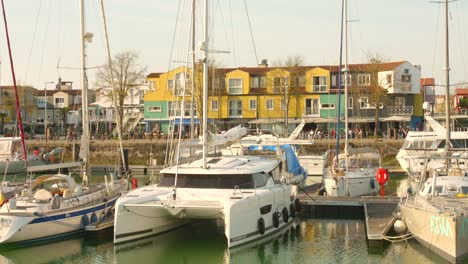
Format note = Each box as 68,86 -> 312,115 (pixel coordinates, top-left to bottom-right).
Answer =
23,0 -> 44,85
228,0 -> 237,67
1,0 -> 28,163
36,0 -> 53,86
167,0 -> 183,72
243,0 -> 259,66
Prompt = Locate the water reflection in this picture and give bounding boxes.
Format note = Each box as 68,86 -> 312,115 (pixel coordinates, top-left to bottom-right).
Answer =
0,218 -> 453,264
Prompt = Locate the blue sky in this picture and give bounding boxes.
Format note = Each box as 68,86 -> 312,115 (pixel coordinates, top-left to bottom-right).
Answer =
0,0 -> 467,92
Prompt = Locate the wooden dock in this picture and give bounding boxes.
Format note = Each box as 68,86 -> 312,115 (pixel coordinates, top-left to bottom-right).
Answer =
298,187 -> 400,245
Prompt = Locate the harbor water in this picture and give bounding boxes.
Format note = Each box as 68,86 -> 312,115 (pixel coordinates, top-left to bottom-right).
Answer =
0,218 -> 450,264
0,172 -> 455,263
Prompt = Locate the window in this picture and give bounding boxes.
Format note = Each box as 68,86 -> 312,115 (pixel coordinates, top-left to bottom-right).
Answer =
168,101 -> 192,117
340,73 -> 352,86
148,80 -> 156,90
266,99 -> 274,110
292,76 -> 305,88
250,76 -> 266,89
332,73 -> 352,87
348,97 -> 353,109
249,99 -> 257,110
357,74 -> 371,85
229,78 -> 243,94
55,97 -> 65,108
174,72 -> 190,96
211,100 -> 218,111
148,106 -> 162,112
168,79 -> 174,90
395,97 -> 405,107
359,97 -> 370,109
386,74 -> 392,86
313,76 -> 327,92
320,103 -> 335,109
280,99 -> 286,110
305,98 -> 319,115
228,99 -> 242,117
273,77 -> 288,93
402,74 -> 411,82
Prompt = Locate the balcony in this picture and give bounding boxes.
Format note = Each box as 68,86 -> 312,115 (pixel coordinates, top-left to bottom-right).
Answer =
387,105 -> 413,115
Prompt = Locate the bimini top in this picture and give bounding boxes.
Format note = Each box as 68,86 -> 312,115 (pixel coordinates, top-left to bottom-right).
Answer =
160,155 -> 279,175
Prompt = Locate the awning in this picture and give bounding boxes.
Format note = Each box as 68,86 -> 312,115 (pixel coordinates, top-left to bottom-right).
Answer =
380,115 -> 410,122
173,118 -> 200,125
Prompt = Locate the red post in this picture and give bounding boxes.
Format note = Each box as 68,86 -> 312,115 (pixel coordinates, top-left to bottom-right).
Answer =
380,183 -> 385,197
376,167 -> 389,197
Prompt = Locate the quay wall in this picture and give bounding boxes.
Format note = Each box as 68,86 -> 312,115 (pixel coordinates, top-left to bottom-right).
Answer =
25,138 -> 404,166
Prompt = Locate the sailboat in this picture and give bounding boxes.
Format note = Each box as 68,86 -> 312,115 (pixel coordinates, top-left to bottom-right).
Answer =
398,1 -> 468,262
322,0 -> 381,197
113,0 -> 305,247
0,0 -> 124,245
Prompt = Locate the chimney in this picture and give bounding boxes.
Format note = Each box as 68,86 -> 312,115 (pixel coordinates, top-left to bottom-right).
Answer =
259,59 -> 268,68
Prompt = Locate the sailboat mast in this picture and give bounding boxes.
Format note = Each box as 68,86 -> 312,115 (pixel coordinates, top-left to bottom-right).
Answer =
343,0 -> 349,195
190,0 -> 196,141
444,0 -> 451,152
202,0 -> 209,169
80,0 -> 90,184
334,0 -> 345,168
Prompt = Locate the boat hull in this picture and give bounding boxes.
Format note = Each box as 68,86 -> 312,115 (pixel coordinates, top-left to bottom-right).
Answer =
0,197 -> 117,245
324,169 -> 379,197
114,185 -> 298,248
400,202 -> 468,262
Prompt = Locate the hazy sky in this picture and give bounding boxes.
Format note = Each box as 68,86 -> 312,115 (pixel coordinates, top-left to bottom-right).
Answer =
0,0 -> 467,92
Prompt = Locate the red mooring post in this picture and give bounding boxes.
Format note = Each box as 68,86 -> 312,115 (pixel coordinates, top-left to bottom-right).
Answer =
376,167 -> 389,197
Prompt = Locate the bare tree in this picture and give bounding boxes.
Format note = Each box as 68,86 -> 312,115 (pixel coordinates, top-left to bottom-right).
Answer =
271,55 -> 306,136
95,50 -> 146,136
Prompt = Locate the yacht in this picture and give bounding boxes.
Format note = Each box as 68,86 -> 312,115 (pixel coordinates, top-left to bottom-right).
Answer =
396,114 -> 468,174
114,145 -> 305,247
399,156 -> 468,262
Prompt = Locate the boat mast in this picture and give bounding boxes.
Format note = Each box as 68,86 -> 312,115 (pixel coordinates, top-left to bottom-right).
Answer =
99,0 -> 126,177
190,0 -> 196,141
80,0 -> 90,186
343,0 -> 350,195
334,0 -> 345,169
443,0 -> 451,156
202,0 -> 208,169
1,0 -> 28,163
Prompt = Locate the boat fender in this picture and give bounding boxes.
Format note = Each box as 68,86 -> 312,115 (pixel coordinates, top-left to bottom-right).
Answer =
258,218 -> 265,235
81,215 -> 89,227
290,203 -> 296,218
51,194 -> 61,210
273,212 -> 280,228
282,207 -> 289,223
90,212 -> 98,224
131,178 -> 138,189
370,178 -> 376,189
294,198 -> 301,212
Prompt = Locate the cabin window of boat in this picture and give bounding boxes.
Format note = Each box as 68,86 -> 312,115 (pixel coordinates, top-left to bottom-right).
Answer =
270,163 -> 282,183
253,173 -> 268,188
158,173 -> 254,189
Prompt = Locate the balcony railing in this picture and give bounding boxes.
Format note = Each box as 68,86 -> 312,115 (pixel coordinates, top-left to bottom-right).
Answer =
387,105 -> 413,115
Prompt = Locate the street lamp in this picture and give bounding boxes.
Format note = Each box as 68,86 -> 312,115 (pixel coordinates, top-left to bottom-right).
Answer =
44,81 -> 54,141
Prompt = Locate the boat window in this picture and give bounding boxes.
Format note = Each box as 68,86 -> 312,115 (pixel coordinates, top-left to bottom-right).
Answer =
158,173 -> 254,189
270,163 -> 282,183
253,172 -> 268,188
461,186 -> 468,194
435,186 -> 443,194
